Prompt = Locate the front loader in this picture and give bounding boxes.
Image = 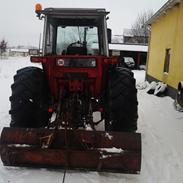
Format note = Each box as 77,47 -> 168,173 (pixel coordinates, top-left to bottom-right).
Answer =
0,4 -> 141,174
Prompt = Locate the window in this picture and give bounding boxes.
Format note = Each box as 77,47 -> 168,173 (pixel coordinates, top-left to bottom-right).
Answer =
45,23 -> 54,55
56,26 -> 99,55
164,48 -> 171,73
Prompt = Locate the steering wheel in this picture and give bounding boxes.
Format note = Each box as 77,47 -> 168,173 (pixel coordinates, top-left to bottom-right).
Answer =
67,41 -> 84,48
66,41 -> 87,55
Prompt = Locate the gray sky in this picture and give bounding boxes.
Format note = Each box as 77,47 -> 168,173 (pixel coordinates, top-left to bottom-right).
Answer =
0,0 -> 167,47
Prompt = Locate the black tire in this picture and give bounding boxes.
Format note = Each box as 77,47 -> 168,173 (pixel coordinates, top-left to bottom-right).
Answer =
105,67 -> 138,132
9,67 -> 51,128
176,82 -> 183,108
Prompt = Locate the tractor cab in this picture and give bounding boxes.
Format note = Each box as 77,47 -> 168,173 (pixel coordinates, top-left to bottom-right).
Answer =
31,6 -> 114,98
37,7 -> 110,57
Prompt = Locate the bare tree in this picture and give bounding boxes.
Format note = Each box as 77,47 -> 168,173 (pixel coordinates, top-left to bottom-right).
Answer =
131,10 -> 153,44
0,39 -> 7,58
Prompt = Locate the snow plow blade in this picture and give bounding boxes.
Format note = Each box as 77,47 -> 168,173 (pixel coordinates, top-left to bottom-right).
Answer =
0,127 -> 141,174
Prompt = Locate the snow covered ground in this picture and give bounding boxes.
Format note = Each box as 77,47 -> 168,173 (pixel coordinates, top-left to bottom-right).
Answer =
0,57 -> 183,183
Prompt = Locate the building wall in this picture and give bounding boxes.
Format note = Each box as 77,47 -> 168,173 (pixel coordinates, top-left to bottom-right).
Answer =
147,2 -> 183,91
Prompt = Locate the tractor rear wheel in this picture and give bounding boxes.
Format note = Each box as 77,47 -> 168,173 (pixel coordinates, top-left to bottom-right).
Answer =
9,67 -> 51,128
106,67 -> 138,132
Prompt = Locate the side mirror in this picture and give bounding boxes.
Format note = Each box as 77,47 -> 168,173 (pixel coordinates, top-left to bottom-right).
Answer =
107,28 -> 112,43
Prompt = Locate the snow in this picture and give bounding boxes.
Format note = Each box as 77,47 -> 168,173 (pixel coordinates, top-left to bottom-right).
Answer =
0,57 -> 183,183
98,147 -> 124,154
105,132 -> 113,140
92,43 -> 148,52
180,81 -> 183,88
10,48 -> 29,53
109,44 -> 148,52
154,82 -> 167,95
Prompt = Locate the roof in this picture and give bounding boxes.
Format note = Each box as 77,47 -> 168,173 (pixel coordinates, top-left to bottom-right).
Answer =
123,28 -> 146,37
10,48 -> 29,53
109,44 -> 148,52
40,8 -> 109,17
147,0 -> 181,25
91,43 -> 148,52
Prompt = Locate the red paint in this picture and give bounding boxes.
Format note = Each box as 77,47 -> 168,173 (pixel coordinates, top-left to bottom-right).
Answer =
0,127 -> 141,173
31,55 -> 116,99
48,107 -> 53,113
99,107 -> 104,113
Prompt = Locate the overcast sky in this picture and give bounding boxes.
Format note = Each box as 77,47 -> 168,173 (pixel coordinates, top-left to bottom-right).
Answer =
0,0 -> 167,47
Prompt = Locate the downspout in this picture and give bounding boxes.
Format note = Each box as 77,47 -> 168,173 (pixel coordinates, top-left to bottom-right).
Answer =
145,25 -> 152,81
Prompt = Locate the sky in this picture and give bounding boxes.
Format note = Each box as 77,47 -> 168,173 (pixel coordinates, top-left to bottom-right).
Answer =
0,0 -> 167,47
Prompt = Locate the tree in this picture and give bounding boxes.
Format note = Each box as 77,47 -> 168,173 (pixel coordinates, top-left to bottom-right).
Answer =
131,10 -> 153,44
0,39 -> 7,57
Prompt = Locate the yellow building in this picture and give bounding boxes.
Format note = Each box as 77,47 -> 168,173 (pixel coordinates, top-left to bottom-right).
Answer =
146,0 -> 183,98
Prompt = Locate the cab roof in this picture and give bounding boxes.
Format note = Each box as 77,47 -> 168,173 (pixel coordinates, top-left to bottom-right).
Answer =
40,8 -> 109,17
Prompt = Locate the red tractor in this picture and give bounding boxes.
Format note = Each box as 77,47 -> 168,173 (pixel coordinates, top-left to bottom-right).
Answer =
0,5 -> 141,174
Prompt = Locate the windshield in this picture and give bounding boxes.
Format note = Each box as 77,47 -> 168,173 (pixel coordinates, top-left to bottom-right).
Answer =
56,26 -> 99,55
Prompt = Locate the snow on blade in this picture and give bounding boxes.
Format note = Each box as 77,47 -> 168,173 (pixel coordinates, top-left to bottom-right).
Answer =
98,147 -> 124,154
105,132 -> 113,140
7,144 -> 31,147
